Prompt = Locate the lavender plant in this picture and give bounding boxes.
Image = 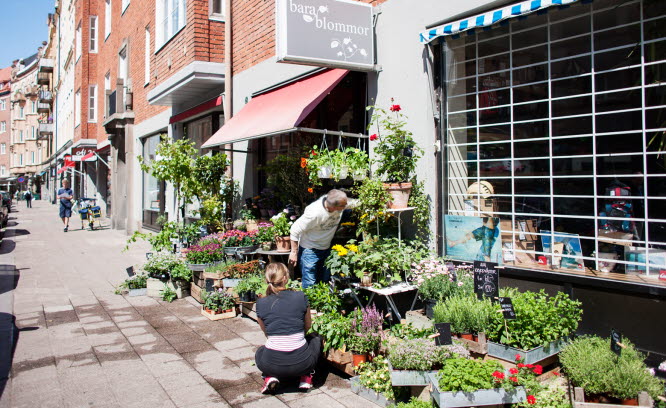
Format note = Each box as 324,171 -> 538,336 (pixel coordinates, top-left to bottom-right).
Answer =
348,305 -> 384,354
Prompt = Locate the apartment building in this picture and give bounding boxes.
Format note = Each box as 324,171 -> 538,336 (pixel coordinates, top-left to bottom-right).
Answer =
0,68 -> 11,188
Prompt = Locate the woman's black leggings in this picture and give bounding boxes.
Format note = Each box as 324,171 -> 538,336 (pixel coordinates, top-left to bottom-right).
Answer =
255,334 -> 321,378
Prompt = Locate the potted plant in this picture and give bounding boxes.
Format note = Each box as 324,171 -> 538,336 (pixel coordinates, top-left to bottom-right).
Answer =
348,305 -> 384,366
309,312 -> 352,353
410,258 -> 474,318
368,100 -> 424,209
143,251 -> 180,297
352,178 -> 391,237
168,261 -> 192,298
239,207 -> 258,231
486,288 -> 583,363
325,242 -> 359,280
183,234 -> 226,268
114,274 -> 148,297
352,356 -> 408,406
270,211 -> 293,252
560,336 -> 664,405
235,274 -> 265,302
306,146 -> 334,183
346,147 -> 370,180
303,282 -> 342,314
387,338 -> 469,386
201,289 -> 237,320
432,294 -> 495,341
429,357 -> 527,407
255,221 -> 275,251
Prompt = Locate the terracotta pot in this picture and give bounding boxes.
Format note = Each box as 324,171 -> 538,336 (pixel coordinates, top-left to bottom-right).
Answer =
621,399 -> 639,406
275,236 -> 291,252
460,333 -> 474,341
360,273 -> 373,287
383,182 -> 412,209
352,353 -> 367,367
472,334 -> 479,342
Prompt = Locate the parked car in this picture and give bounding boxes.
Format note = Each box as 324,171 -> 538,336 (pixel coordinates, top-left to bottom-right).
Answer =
0,191 -> 11,213
0,200 -> 7,228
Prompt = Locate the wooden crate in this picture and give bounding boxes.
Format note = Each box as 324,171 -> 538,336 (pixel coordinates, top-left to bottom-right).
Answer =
201,307 -> 237,321
325,348 -> 355,376
453,332 -> 488,355
190,283 -> 203,303
240,301 -> 257,320
572,388 -> 652,408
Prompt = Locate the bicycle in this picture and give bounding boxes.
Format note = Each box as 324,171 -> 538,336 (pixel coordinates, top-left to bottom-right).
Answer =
77,197 -> 103,230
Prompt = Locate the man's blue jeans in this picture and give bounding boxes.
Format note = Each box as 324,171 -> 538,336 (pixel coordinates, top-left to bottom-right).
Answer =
299,247 -> 331,289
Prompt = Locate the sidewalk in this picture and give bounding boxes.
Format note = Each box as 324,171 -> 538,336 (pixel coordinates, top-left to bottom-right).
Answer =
0,200 -> 371,408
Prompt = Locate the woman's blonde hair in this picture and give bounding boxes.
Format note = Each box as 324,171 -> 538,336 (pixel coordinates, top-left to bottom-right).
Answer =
265,262 -> 289,296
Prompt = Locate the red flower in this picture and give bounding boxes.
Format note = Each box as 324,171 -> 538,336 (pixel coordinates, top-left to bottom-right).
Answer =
517,363 -> 525,368
515,354 -> 522,362
509,376 -> 518,383
300,158 -> 307,168
527,395 -> 536,405
307,187 -> 314,193
389,104 -> 401,112
311,150 -> 317,156
526,364 -> 534,369
369,134 -> 378,141
533,365 -> 543,375
509,368 -> 519,375
491,371 -> 505,380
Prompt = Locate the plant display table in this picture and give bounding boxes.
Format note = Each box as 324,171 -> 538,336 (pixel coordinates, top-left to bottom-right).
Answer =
427,373 -> 526,407
357,282 -> 419,321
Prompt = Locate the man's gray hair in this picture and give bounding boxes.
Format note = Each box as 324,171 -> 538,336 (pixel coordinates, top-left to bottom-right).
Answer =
325,189 -> 348,207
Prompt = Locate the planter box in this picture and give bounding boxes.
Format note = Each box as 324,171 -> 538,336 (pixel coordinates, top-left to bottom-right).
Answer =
191,283 -> 203,303
240,301 -> 257,320
453,332 -> 488,355
222,278 -> 240,288
187,263 -> 210,272
427,373 -> 526,407
572,387 -> 653,408
193,271 -> 225,289
387,360 -> 436,386
128,288 -> 147,297
201,307 -> 237,321
487,338 -> 568,365
350,376 -> 396,407
325,348 -> 355,376
146,278 -> 189,299
146,277 -> 168,297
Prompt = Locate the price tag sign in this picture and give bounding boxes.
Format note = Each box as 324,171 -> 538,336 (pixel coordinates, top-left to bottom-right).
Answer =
433,323 -> 452,346
499,297 -> 516,320
473,261 -> 499,301
610,328 -> 623,356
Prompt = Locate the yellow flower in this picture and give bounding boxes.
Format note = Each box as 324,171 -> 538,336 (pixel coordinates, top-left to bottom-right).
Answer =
360,213 -> 368,219
346,244 -> 358,253
332,244 -> 344,252
341,222 -> 355,227
337,248 -> 348,256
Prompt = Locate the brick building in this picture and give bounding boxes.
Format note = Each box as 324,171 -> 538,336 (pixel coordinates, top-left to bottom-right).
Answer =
0,68 -> 11,189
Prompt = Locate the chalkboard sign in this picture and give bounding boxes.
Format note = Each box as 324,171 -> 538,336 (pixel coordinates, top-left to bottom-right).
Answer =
473,261 -> 499,301
499,297 -> 516,320
205,278 -> 216,293
610,328 -> 623,356
434,323 -> 452,346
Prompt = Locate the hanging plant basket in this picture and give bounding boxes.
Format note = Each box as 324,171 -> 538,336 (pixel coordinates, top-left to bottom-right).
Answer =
317,166 -> 333,179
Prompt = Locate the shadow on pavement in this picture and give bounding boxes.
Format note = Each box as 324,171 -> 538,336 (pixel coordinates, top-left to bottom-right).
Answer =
0,241 -> 15,256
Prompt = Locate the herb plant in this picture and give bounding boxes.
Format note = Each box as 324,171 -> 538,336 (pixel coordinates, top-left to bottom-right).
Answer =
270,211 -> 293,237
303,282 -> 342,314
436,358 -> 505,392
386,323 -> 436,340
309,312 -> 351,352
432,294 -> 496,335
395,398 -> 434,408
114,274 -> 148,294
235,274 -> 265,296
411,259 -> 474,301
169,262 -> 192,282
143,251 -> 181,279
348,305 -> 384,354
356,355 -> 407,400
203,289 -> 235,312
388,338 -> 469,371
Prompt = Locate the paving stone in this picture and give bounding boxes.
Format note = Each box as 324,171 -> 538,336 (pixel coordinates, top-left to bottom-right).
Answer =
235,396 -> 288,408
217,382 -> 269,406
286,393 -> 347,408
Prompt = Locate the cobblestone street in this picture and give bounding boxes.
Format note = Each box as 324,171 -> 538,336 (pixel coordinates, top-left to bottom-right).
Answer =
0,200 -> 371,408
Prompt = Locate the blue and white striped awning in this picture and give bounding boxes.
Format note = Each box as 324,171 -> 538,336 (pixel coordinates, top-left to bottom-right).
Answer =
419,0 -> 580,44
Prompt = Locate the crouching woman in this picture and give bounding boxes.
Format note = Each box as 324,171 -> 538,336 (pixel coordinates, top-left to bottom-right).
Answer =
255,262 -> 320,394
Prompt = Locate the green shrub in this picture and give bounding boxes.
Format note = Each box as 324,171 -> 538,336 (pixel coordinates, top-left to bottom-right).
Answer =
432,294 -> 495,334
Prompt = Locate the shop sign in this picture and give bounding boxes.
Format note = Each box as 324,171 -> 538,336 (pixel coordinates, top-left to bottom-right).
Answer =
473,260 -> 499,301
276,0 -> 375,71
71,146 -> 96,161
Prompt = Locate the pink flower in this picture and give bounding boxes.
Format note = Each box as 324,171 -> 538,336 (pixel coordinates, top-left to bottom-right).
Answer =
389,104 -> 401,112
509,368 -> 518,375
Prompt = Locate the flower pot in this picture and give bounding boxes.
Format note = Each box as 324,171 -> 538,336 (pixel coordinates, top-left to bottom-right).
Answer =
261,241 -> 274,251
335,166 -> 349,180
245,220 -> 258,232
424,299 -> 437,319
622,398 -> 639,406
352,353 -> 367,367
360,272 -> 373,287
274,236 -> 291,252
317,166 -> 333,179
460,333 -> 474,340
238,291 -> 257,302
383,182 -> 412,209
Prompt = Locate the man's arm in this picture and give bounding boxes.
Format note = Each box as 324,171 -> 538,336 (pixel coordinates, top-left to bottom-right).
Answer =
288,211 -> 317,266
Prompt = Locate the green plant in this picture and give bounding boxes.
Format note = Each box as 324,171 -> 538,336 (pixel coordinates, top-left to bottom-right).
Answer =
356,355 -> 407,400
202,289 -> 235,312
124,218 -> 202,252
559,336 -> 665,401
306,145 -> 333,186
325,242 -> 360,278
270,211 -> 292,237
260,153 -> 313,208
433,295 -> 496,335
239,208 -> 256,220
346,147 -> 370,178
114,274 -> 148,294
235,274 -> 264,295
385,323 -> 436,340
347,238 -> 429,287
255,222 -> 275,243
169,262 -> 192,282
395,397 -> 434,408
368,101 -> 423,183
309,312 -> 351,352
161,284 -> 177,302
387,338 -> 469,371
437,357 -> 504,392
348,305 -> 383,354
515,383 -> 571,408
487,288 -> 583,350
352,178 -> 390,236
303,282 -> 342,314
411,259 -> 474,301
143,251 -> 181,279
407,179 -> 431,240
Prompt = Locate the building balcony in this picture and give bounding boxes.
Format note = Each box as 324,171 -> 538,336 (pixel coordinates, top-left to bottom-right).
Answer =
25,86 -> 39,97
147,61 -> 225,107
39,122 -> 54,136
39,90 -> 53,104
37,73 -> 50,85
38,58 -> 54,73
37,103 -> 50,114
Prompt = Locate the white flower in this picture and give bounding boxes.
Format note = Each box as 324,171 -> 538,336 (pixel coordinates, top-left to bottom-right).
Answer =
283,209 -> 289,213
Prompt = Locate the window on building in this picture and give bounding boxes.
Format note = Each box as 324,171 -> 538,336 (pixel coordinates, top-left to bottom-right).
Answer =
89,85 -> 97,122
31,101 -> 36,113
155,0 -> 186,50
209,0 -> 225,20
38,147 -> 41,163
1,144 -> 5,154
0,166 -> 5,176
122,0 -> 130,13
0,99 -> 5,110
105,72 -> 111,117
142,134 -> 165,228
76,22 -> 82,61
145,27 -> 151,85
11,154 -> 15,167
19,154 -> 23,166
31,151 -> 35,164
119,46 -> 128,107
90,16 -> 98,52
19,130 -> 23,142
19,106 -> 24,118
105,0 -> 112,39
441,0 -> 666,278
31,126 -> 35,139
0,122 -> 5,133
75,89 -> 81,126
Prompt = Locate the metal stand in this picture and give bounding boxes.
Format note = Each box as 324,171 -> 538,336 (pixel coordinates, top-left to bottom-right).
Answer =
358,283 -> 418,322
386,206 -> 415,247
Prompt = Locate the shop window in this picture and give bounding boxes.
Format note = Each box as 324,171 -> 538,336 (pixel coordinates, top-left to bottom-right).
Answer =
442,0 -> 666,277
142,134 -> 165,229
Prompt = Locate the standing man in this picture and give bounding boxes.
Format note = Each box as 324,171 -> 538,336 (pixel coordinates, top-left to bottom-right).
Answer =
288,189 -> 349,288
57,180 -> 73,232
24,190 -> 32,208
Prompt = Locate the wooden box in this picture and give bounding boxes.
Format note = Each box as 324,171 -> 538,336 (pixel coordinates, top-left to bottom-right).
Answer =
190,283 -> 203,304
201,307 -> 237,321
572,387 -> 652,408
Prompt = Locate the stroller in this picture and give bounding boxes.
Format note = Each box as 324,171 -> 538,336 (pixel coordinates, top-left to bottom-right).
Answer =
77,197 -> 103,230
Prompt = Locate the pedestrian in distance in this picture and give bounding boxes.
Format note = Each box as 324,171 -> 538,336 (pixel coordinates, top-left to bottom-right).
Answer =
24,191 -> 32,208
288,189 -> 352,289
255,262 -> 320,394
57,180 -> 73,232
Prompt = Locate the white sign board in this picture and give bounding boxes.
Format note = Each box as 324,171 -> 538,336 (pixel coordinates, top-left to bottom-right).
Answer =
276,0 -> 375,71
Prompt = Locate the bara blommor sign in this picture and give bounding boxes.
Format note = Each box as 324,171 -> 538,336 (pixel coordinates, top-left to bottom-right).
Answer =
276,0 -> 375,71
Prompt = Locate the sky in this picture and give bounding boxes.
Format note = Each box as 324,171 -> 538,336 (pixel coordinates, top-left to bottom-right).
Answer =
0,0 -> 55,68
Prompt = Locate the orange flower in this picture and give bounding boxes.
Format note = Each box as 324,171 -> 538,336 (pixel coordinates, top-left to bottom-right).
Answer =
300,157 -> 307,168
307,187 -> 314,193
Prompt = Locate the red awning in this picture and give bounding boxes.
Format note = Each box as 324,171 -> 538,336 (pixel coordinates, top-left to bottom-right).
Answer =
81,151 -> 95,161
57,164 -> 74,175
202,69 -> 348,148
169,95 -> 223,124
